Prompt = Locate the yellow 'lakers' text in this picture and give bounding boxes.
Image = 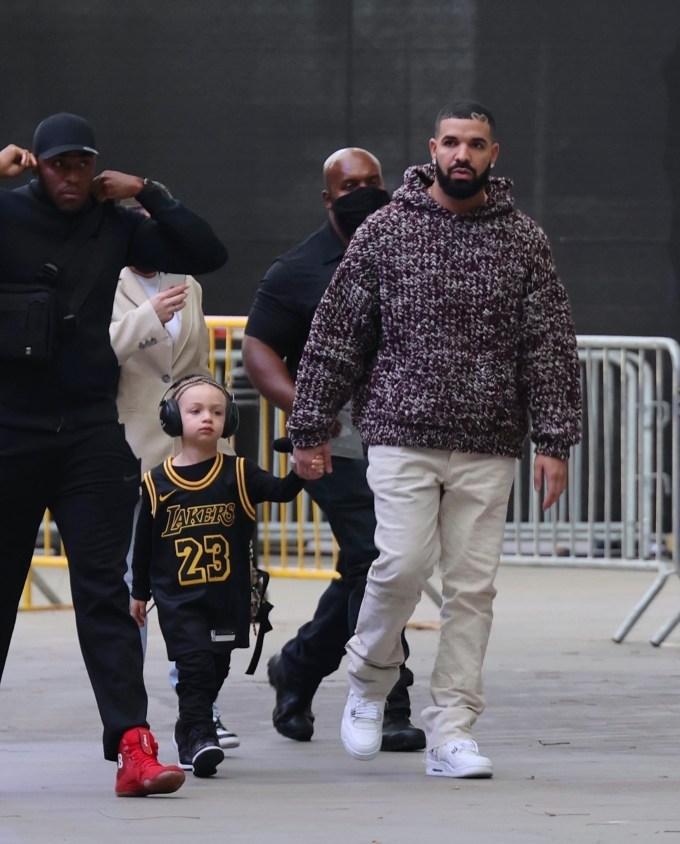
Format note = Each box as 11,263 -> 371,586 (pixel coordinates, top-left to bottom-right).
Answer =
162,503 -> 236,537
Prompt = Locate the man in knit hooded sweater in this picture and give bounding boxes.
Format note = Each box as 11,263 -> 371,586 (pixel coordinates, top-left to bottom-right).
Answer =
287,101 -> 581,779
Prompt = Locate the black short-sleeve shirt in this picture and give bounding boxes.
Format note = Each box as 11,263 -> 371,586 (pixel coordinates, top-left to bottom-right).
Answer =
244,221 -> 345,379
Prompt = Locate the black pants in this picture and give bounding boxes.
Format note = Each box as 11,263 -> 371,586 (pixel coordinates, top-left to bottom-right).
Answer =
0,422 -> 147,760
280,455 -> 413,715
175,649 -> 231,727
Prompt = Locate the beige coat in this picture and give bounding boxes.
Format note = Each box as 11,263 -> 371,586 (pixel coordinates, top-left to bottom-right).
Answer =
110,268 -> 214,474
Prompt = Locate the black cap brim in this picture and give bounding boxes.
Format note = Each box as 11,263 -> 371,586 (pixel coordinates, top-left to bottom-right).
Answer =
38,144 -> 99,160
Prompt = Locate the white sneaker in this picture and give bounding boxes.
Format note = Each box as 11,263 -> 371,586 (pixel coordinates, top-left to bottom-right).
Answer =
341,692 -> 384,761
425,739 -> 493,778
214,715 -> 240,749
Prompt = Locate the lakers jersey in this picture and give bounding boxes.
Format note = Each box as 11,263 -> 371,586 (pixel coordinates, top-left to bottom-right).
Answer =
132,453 -> 304,659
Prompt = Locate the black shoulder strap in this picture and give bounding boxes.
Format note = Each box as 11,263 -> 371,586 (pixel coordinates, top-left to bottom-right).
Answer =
37,201 -> 112,316
49,201 -> 107,273
68,203 -> 115,314
245,567 -> 273,675
245,596 -> 274,676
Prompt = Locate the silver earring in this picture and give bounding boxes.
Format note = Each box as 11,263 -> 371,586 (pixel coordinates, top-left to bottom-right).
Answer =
490,163 -> 495,169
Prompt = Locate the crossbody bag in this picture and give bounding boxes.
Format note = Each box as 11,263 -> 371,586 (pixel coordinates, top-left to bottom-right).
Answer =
0,202 -> 108,362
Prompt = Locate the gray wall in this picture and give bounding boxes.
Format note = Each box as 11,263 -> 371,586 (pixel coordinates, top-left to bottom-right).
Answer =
3,0 -> 679,336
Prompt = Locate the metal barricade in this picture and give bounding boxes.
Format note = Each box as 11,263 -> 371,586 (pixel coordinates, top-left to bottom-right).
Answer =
501,336 -> 680,644
25,329 -> 680,646
21,513 -> 71,610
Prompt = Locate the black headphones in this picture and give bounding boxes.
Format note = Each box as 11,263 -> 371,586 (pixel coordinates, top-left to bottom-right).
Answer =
158,375 -> 239,439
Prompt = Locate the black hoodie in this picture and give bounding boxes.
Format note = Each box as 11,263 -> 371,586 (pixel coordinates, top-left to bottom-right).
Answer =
0,179 -> 227,431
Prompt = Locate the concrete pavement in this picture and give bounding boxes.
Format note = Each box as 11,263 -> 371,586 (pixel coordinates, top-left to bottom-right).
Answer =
1,565 -> 680,844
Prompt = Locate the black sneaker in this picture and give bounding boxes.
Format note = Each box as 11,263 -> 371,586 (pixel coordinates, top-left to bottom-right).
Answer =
381,713 -> 426,752
172,719 -> 189,767
174,720 -> 224,778
213,714 -> 240,749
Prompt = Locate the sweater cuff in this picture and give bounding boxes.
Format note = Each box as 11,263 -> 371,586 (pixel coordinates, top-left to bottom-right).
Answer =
136,179 -> 174,214
534,443 -> 570,462
288,429 -> 329,450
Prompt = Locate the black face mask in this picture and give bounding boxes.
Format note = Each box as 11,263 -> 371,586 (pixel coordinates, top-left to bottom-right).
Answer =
331,186 -> 390,239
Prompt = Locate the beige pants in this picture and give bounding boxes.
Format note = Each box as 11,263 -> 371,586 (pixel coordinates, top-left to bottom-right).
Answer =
346,445 -> 516,749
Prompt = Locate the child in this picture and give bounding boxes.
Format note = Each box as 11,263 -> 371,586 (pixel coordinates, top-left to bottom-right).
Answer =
130,374 -> 322,778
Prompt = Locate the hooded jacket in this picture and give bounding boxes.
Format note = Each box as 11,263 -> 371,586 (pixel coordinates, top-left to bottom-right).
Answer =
287,164 -> 581,460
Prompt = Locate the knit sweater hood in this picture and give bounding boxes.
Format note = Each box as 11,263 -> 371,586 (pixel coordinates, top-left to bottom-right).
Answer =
288,163 -> 581,460
394,162 -> 515,218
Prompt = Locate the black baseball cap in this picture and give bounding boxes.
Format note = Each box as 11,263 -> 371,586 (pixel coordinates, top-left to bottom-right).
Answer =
32,112 -> 99,159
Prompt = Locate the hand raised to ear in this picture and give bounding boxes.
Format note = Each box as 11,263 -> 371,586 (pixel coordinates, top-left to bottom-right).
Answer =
0,145 -> 37,178
91,170 -> 144,202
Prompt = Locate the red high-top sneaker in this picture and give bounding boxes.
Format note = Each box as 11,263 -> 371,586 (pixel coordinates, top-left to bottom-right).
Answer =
115,727 -> 185,797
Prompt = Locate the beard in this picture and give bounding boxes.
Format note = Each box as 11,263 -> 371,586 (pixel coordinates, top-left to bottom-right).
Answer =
434,159 -> 492,200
